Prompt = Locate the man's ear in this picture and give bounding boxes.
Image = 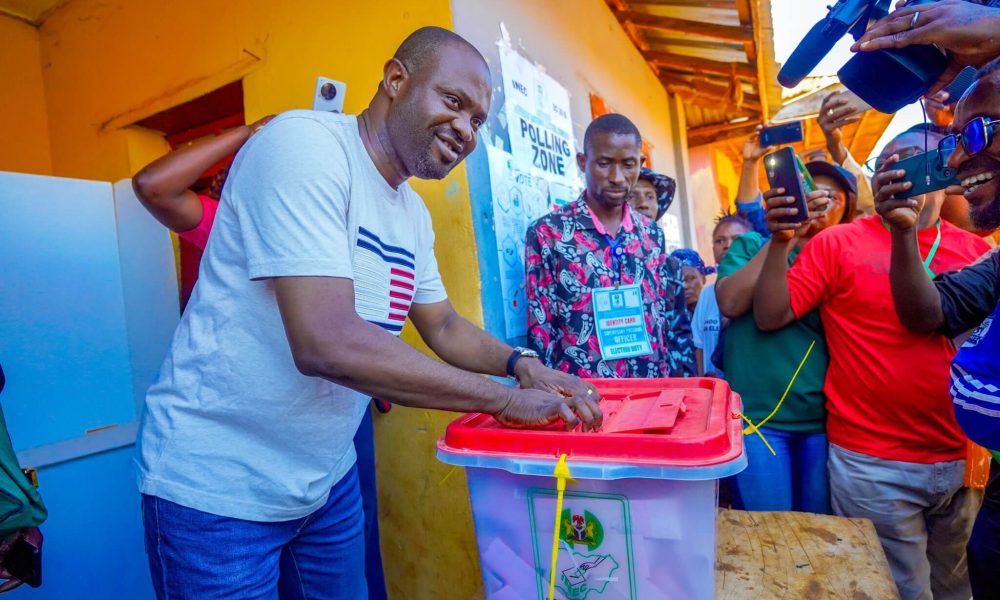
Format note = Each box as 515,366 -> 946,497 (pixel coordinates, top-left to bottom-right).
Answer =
576,152 -> 587,173
383,58 -> 409,99
640,154 -> 647,167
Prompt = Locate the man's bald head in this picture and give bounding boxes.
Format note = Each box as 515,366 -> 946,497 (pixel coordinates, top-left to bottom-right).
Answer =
376,27 -> 492,182
393,26 -> 488,80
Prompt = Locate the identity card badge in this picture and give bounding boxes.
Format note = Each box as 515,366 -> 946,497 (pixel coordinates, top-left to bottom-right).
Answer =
592,284 -> 652,361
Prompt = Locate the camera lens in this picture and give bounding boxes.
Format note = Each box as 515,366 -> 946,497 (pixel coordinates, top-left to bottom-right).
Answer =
320,83 -> 338,101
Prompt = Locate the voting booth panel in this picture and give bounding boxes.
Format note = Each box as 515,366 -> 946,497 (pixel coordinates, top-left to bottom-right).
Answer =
0,172 -> 177,599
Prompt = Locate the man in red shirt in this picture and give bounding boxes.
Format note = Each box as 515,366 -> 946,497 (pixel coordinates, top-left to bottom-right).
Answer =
752,127 -> 990,600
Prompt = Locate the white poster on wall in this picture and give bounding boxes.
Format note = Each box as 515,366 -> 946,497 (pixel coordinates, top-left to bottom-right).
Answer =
660,213 -> 683,254
486,145 -> 553,339
498,45 -> 580,191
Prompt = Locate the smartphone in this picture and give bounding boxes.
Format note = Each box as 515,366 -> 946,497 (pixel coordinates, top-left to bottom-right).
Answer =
1,536 -> 41,588
838,90 -> 873,118
765,147 -> 809,223
312,77 -> 347,113
759,121 -> 804,148
895,148 -> 960,199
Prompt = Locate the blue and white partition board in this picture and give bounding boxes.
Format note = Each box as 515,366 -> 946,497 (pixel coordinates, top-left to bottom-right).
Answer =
0,172 -> 178,599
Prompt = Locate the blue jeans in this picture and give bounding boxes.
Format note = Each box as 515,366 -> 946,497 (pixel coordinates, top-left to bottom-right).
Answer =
968,500 -> 1000,600
142,466 -> 366,599
968,459 -> 1000,600
733,427 -> 831,513
355,407 -> 388,600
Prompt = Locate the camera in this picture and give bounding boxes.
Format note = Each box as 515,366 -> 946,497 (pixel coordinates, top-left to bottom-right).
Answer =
313,77 -> 347,113
779,0 -> 947,114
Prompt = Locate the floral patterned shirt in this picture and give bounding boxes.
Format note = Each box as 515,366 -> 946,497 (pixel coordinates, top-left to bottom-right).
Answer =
525,195 -> 695,378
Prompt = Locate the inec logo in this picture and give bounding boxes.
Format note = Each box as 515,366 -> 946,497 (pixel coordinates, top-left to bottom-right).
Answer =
560,509 -> 604,551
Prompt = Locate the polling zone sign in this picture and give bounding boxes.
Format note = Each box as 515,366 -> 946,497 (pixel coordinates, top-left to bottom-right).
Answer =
498,45 -> 579,189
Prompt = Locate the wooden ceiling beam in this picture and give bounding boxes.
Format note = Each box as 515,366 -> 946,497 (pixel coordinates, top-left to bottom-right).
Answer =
607,0 -> 655,75
689,122 -> 763,147
659,75 -> 762,114
657,69 -> 758,92
615,9 -> 754,42
688,119 -> 761,139
631,0 -> 736,8
645,51 -> 757,79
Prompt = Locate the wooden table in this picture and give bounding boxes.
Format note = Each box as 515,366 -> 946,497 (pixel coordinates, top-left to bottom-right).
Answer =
716,509 -> 899,599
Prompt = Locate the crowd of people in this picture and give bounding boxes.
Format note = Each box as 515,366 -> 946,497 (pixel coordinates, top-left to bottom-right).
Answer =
119,1 -> 1000,598
522,2 -> 1000,598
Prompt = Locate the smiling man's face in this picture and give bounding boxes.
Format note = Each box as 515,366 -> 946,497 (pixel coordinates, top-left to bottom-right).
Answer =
948,73 -> 1000,231
385,42 -> 491,180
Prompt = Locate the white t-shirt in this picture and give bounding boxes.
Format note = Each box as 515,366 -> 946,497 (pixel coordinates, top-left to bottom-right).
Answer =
691,282 -> 722,376
134,111 -> 447,521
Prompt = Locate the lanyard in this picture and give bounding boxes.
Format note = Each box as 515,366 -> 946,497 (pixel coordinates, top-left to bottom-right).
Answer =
883,219 -> 942,278
602,233 -> 626,286
921,220 -> 942,278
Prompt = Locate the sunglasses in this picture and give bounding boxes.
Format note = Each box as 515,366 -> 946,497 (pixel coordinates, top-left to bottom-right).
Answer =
939,117 -> 999,158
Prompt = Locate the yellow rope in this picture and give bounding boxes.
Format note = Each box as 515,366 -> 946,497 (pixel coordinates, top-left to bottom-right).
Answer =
548,454 -> 573,600
740,413 -> 776,456
740,340 -> 817,456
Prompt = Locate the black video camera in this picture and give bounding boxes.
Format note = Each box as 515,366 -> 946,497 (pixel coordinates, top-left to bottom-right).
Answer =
778,0 -> 947,113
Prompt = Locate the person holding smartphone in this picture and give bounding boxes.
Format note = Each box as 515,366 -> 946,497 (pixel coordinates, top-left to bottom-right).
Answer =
752,127 -> 990,600
715,155 -> 855,515
878,59 -> 1000,600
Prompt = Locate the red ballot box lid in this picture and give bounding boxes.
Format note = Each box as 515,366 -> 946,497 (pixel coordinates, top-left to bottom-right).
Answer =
438,378 -> 744,469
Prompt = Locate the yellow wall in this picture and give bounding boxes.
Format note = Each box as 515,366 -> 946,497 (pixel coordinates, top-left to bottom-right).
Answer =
0,14 -> 52,175
20,2 -> 482,598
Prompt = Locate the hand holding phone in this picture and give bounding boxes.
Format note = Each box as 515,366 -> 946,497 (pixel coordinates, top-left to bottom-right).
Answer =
759,121 -> 804,148
873,153 -> 921,231
893,149 -> 959,199
764,147 -> 809,224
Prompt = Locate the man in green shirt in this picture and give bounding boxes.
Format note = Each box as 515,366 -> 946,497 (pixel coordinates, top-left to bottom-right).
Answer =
715,156 -> 856,513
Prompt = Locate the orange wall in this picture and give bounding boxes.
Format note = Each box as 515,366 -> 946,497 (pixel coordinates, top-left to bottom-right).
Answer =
0,15 -> 52,175
687,145 -> 739,263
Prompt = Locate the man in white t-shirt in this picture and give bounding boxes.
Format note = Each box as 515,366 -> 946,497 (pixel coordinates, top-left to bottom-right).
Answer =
134,27 -> 602,600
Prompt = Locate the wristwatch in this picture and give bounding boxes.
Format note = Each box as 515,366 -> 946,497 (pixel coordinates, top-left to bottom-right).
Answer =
506,346 -> 540,378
